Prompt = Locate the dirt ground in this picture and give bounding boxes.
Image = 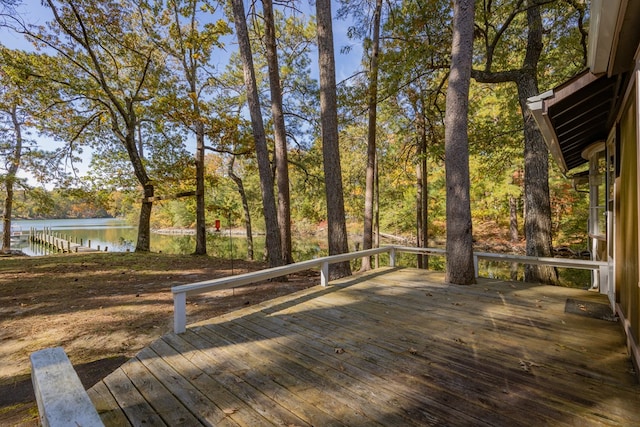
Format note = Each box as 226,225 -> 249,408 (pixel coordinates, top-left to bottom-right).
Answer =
0,252 -> 319,426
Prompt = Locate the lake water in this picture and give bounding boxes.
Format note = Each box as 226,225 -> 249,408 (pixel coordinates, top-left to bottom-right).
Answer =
8,218 -> 325,260
6,218 -> 592,288
11,218 -> 136,255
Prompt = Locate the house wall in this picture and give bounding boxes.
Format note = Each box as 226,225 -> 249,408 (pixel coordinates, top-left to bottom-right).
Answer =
615,80 -> 640,372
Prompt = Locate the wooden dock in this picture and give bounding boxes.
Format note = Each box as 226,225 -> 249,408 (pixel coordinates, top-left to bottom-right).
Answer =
30,229 -> 103,253
87,268 -> 640,426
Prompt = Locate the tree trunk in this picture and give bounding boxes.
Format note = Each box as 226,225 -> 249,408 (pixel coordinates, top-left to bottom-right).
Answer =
518,0 -> 557,283
2,180 -> 14,253
137,183 -> 154,252
517,74 -> 557,283
361,0 -> 383,272
416,160 -> 424,268
123,125 -> 153,252
416,117 -> 429,269
228,157 -> 254,260
410,90 -> 429,268
2,107 -> 22,253
231,0 -> 282,268
510,195 -> 518,242
471,0 -> 558,284
137,125 -> 144,160
43,0 -> 156,253
445,0 -> 476,285
262,0 -> 293,264
374,154 -> 380,268
160,0 -> 209,255
194,120 -> 207,255
316,0 -> 351,280
421,137 -> 428,267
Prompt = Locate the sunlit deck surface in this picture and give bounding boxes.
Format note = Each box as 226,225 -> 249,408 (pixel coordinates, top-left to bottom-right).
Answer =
87,268 -> 640,426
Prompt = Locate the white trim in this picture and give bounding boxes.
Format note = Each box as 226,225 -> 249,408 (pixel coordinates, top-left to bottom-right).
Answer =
526,91 -> 569,173
581,141 -> 606,160
587,0 -> 622,74
171,246 -> 609,333
30,347 -> 104,427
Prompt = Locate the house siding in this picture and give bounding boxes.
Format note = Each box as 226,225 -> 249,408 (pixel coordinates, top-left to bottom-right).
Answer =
616,84 -> 640,364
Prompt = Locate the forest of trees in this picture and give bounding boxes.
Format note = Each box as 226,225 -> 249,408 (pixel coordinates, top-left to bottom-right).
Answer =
0,1 -> 590,283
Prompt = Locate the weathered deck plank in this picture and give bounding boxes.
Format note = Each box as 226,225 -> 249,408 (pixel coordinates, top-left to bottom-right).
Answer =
201,317 -> 431,426
135,346 -> 242,427
102,364 -> 167,426
119,354 -> 202,426
179,327 -> 349,427
233,287 -> 594,425
86,380 -> 130,426
272,283 -> 627,425
153,335 -> 299,426
90,268 -> 640,426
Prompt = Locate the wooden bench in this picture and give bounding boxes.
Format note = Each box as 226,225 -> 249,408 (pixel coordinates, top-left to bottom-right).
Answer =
30,347 -> 104,427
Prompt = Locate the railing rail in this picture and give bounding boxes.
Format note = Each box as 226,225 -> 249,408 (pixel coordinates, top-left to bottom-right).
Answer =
30,347 -> 104,427
171,246 -> 608,333
172,246 -> 394,333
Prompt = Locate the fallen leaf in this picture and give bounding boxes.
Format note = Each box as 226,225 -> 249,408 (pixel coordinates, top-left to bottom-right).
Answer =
519,360 -> 539,373
408,347 -> 418,355
223,408 -> 239,415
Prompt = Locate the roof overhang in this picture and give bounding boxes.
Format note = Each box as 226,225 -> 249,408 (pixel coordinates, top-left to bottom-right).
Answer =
526,71 -> 621,173
587,0 -> 640,76
527,0 -> 640,174
587,0 -> 622,75
528,89 -> 568,172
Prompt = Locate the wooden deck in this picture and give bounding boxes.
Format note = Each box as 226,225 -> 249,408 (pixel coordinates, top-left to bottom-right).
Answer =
87,268 -> 640,426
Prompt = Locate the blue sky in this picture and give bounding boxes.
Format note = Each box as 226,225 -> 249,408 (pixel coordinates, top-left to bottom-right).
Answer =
2,0 -> 362,81
2,0 -> 364,187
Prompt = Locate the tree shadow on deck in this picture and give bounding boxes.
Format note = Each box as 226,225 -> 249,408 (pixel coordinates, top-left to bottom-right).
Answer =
94,268 -> 640,426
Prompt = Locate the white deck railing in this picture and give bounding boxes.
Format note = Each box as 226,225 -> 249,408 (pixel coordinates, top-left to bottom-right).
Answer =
30,347 -> 104,427
171,246 -> 608,333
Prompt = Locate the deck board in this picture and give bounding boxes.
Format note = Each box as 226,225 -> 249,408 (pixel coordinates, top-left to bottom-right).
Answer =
89,268 -> 640,426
